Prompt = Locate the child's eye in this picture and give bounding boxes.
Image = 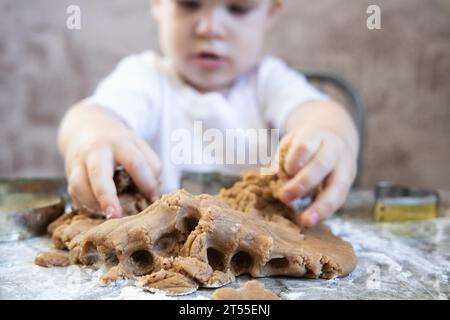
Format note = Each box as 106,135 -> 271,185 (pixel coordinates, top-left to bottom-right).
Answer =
176,0 -> 201,11
228,4 -> 252,16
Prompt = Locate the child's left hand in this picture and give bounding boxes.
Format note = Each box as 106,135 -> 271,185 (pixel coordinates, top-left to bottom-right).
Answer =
278,126 -> 357,227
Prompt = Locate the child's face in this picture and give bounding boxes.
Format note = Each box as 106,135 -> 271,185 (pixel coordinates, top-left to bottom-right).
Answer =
152,0 -> 280,92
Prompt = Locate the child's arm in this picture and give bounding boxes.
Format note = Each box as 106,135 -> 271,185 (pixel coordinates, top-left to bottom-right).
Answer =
58,102 -> 161,218
278,100 -> 359,227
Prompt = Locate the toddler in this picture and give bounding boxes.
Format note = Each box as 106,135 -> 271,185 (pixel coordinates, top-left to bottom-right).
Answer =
58,0 -> 358,227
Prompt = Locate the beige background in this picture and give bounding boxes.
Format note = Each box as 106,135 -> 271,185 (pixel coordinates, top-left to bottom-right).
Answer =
1,0 -> 449,189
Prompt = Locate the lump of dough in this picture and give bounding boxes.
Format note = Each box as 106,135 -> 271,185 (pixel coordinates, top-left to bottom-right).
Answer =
136,270 -> 199,296
34,251 -> 70,267
35,166 -> 356,297
212,280 -> 280,300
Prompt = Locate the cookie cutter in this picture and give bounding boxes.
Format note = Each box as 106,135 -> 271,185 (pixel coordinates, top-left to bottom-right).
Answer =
373,181 -> 439,222
0,178 -> 68,242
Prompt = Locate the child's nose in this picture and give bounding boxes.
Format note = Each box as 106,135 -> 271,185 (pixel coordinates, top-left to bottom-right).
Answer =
195,10 -> 226,39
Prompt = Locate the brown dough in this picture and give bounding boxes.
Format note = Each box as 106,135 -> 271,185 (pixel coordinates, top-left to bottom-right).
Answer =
114,168 -> 153,215
37,188 -> 355,295
118,193 -> 151,216
136,270 -> 199,296
218,171 -> 296,220
50,212 -> 104,250
37,169 -> 153,265
35,164 -> 356,296
34,251 -> 70,267
212,280 -> 280,300
218,142 -> 321,220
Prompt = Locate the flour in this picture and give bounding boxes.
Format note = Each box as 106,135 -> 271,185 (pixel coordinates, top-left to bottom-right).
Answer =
1,191 -> 449,300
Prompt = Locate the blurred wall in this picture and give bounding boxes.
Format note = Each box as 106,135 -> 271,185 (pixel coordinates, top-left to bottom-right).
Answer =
1,0 -> 449,189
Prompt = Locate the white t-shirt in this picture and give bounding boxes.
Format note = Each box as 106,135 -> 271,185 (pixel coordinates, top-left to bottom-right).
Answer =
85,51 -> 327,193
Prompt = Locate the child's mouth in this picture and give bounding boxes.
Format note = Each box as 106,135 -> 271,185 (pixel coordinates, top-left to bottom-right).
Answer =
192,52 -> 226,70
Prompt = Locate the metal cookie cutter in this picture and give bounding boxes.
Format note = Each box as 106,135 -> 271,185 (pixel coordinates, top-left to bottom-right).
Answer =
0,178 -> 67,242
373,181 -> 439,222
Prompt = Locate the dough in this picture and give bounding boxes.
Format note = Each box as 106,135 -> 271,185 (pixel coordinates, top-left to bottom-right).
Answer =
50,212 -> 104,250
218,143 -> 321,220
114,169 -> 154,215
37,188 -> 355,295
212,280 -> 280,300
36,169 -> 152,265
34,251 -> 70,267
218,171 -> 296,220
35,165 -> 356,296
136,270 -> 199,296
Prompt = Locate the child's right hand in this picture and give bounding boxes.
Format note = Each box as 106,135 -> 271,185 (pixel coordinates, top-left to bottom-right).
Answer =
59,104 -> 161,219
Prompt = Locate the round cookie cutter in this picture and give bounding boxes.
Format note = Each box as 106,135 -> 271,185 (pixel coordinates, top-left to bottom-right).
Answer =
0,178 -> 67,242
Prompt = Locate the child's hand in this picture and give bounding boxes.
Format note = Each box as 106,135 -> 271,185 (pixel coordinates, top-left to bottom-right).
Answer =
278,127 -> 357,227
61,105 -> 161,219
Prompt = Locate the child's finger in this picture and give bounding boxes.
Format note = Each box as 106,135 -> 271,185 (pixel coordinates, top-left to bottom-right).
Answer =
297,162 -> 352,227
115,143 -> 159,199
274,133 -> 293,171
280,140 -> 337,203
67,163 -> 101,212
278,132 -> 295,152
85,147 -> 122,219
283,132 -> 322,177
135,139 -> 162,178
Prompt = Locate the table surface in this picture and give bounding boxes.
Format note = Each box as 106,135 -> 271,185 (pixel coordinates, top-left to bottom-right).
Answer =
1,190 -> 449,300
